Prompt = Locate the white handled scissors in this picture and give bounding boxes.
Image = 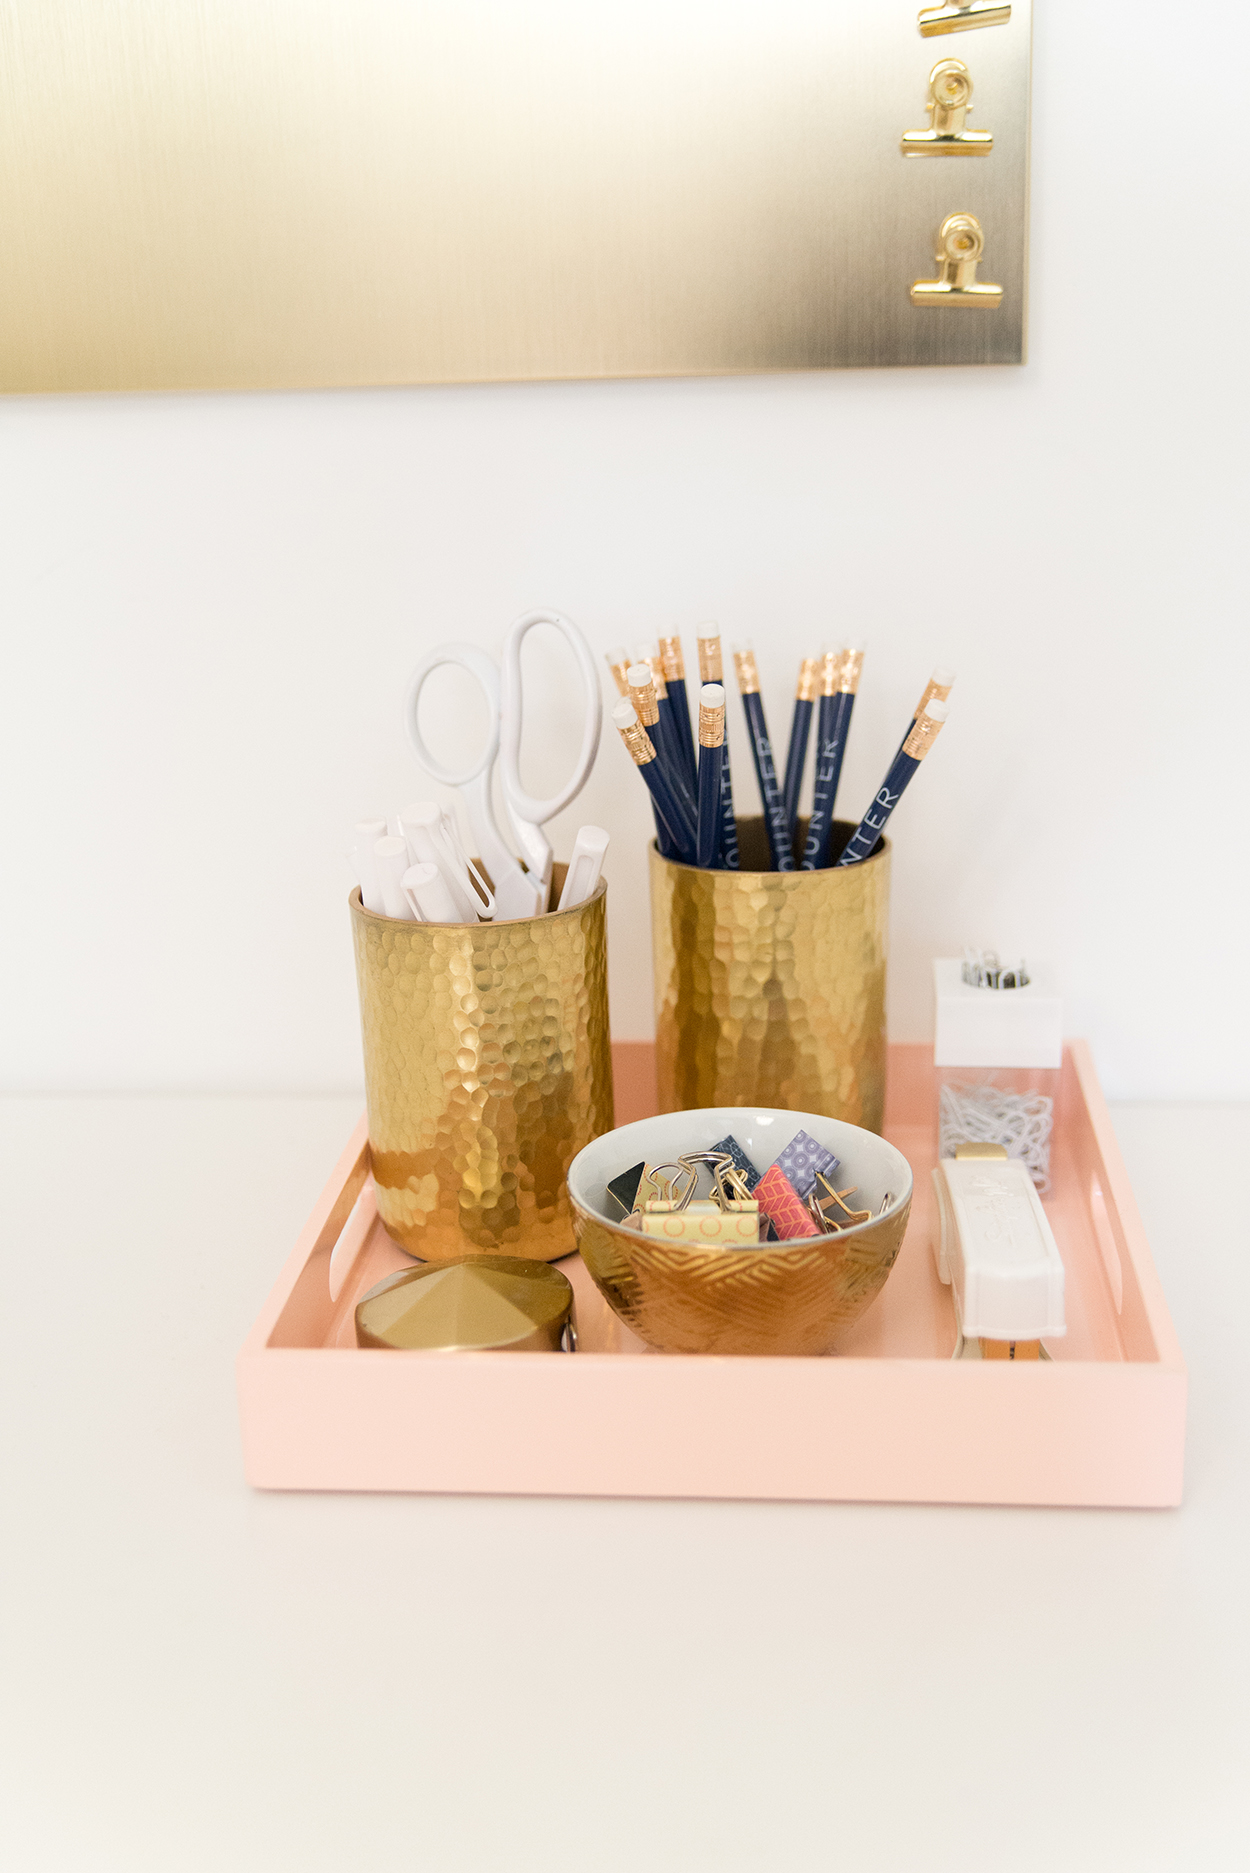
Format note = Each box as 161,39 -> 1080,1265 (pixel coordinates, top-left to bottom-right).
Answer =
404,610 -> 602,920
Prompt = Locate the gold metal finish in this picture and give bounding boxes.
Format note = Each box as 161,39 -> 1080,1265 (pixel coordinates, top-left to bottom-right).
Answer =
820,648 -> 865,696
838,649 -> 865,695
911,214 -> 1003,309
617,716 -> 658,768
632,648 -> 669,701
604,654 -> 631,699
0,1 -> 1030,390
641,1152 -> 756,1215
649,818 -> 890,1126
627,669 -> 661,729
640,1163 -> 697,1209
955,1141 -> 1010,1160
919,2 -> 1012,34
732,648 -> 762,696
572,1183 -> 911,1356
629,678 -> 659,726
913,673 -> 955,716
658,638 -> 687,683
796,658 -> 820,703
355,1256 -> 574,1352
697,636 -> 725,683
350,872 -> 613,1263
814,1174 -> 873,1227
902,60 -> 993,156
698,699 -> 726,748
903,710 -> 947,760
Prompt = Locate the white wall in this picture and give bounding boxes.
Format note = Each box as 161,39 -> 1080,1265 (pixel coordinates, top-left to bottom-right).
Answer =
2,2 -> 1248,1100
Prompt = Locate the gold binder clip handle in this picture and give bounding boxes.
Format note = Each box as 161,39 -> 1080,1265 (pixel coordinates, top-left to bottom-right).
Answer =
932,59 -> 972,132
918,2 -> 1012,37
910,213 -> 1003,308
675,1150 -> 755,1212
641,1161 -> 699,1211
901,60 -> 993,155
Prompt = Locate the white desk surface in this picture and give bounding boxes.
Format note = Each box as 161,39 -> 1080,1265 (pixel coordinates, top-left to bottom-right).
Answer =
1,1096 -> 1246,1872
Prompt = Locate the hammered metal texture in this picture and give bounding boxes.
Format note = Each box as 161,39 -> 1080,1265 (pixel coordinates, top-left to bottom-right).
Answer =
650,819 -> 889,1129
573,1195 -> 911,1356
351,876 -> 613,1263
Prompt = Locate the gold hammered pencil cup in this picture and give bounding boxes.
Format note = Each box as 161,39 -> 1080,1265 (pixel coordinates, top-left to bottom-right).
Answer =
649,819 -> 890,1129
350,868 -> 614,1262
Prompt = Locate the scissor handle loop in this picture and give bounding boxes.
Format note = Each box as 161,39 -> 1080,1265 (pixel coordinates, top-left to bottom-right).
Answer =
497,611 -> 602,824
403,643 -> 501,787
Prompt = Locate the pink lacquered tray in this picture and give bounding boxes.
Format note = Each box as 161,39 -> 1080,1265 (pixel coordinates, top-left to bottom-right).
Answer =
237,1042 -> 1186,1507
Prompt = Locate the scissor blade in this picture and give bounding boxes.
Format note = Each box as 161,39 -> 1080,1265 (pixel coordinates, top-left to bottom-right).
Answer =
492,869 -> 546,919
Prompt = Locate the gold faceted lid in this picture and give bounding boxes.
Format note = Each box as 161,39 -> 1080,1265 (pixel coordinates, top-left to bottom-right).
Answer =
355,1255 -> 574,1352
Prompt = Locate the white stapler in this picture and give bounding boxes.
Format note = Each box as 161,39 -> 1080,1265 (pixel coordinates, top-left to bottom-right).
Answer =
932,1144 -> 1065,1360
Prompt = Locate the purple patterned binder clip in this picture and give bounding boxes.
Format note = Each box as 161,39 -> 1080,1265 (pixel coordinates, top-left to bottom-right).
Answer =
774,1128 -> 841,1199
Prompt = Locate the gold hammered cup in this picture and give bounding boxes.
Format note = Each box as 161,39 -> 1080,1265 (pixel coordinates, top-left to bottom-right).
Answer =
650,818 -> 890,1129
351,867 -> 614,1263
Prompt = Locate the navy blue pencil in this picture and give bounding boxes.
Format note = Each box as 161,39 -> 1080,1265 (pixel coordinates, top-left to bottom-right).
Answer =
627,662 -> 696,820
695,684 -> 726,867
614,701 -> 698,864
697,631 -> 740,869
634,647 -> 691,800
658,636 -> 699,795
782,657 -> 819,847
801,647 -> 863,870
836,700 -> 948,868
610,653 -> 675,854
732,642 -> 793,871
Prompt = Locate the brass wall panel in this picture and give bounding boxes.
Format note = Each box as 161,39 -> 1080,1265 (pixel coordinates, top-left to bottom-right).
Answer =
0,1 -> 1030,392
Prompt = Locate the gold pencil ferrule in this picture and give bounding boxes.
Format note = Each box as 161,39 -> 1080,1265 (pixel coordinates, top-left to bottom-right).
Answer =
820,650 -> 841,697
838,649 -> 864,695
698,703 -> 726,748
627,678 -> 660,728
903,708 -> 945,760
605,657 -> 630,697
697,635 -> 723,682
618,720 -> 657,766
658,636 -> 686,682
732,648 -> 760,695
796,658 -> 819,702
652,667 -> 669,702
914,675 -> 953,716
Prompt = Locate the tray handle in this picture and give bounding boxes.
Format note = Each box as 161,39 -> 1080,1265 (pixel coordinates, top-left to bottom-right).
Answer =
327,1169 -> 378,1304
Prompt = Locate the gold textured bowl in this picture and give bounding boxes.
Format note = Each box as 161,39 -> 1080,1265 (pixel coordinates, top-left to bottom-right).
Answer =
569,1107 -> 913,1356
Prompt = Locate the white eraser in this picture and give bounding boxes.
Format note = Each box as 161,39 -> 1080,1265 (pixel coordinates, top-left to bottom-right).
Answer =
932,1156 -> 1066,1342
933,959 -> 1062,1069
